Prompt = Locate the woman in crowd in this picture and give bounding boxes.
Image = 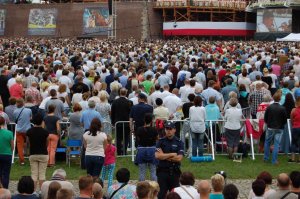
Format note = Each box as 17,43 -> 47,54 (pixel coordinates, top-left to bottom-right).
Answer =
281,92 -> 295,154
47,181 -> 61,199
27,113 -> 49,190
0,104 -> 10,129
189,96 -> 206,157
135,113 -> 158,181
83,118 -> 107,178
223,92 -> 241,112
12,176 -> 39,199
210,174 -> 225,199
43,104 -> 61,167
290,97 -> 300,163
93,76 -> 102,92
0,116 -> 14,189
224,98 -> 243,159
89,90 -> 101,105
149,181 -> 160,199
57,84 -> 70,115
97,91 -> 111,135
238,84 -> 249,109
68,103 -> 84,140
78,92 -> 89,111
248,171 -> 275,199
173,172 -> 200,199
107,168 -> 138,199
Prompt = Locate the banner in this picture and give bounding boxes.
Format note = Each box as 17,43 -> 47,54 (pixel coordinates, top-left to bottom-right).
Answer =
28,9 -> 57,35
0,10 -> 5,35
257,9 -> 292,33
83,7 -> 111,35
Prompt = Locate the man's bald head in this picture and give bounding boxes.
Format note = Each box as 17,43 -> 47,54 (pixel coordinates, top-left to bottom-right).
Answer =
197,180 -> 211,197
277,173 -> 290,188
92,183 -> 103,199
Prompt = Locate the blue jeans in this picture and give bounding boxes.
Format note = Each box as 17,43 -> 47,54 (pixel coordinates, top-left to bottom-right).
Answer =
85,155 -> 104,177
191,132 -> 204,157
138,163 -> 157,181
264,128 -> 283,164
0,155 -> 12,189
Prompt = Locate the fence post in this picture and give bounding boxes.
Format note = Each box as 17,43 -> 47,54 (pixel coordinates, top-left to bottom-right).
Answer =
209,121 -> 215,160
287,119 -> 292,146
12,123 -> 17,164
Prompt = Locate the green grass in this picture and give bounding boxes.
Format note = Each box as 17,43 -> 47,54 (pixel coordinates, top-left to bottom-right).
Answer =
10,154 -> 299,181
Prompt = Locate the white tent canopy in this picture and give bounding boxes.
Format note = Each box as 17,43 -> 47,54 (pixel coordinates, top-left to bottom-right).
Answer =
277,33 -> 300,42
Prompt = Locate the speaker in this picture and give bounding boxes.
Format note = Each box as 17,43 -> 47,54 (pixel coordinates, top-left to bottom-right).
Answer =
108,0 -> 112,15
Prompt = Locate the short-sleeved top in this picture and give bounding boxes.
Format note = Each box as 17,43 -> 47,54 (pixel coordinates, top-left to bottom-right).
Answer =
44,115 -> 60,134
209,193 -> 224,199
0,129 -> 13,155
136,126 -> 158,147
13,107 -> 32,133
27,127 -> 49,155
45,98 -> 65,119
130,102 -> 153,129
83,131 -> 107,157
80,109 -> 103,130
104,144 -> 116,165
107,183 -> 138,199
156,136 -> 184,168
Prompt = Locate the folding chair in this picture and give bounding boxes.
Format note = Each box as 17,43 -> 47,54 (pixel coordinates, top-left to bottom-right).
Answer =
66,140 -> 82,167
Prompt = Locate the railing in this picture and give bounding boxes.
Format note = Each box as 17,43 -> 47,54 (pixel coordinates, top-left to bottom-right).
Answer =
9,117 -> 292,163
155,0 -> 247,9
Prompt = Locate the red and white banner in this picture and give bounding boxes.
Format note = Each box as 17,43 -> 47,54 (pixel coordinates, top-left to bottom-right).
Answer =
163,22 -> 256,36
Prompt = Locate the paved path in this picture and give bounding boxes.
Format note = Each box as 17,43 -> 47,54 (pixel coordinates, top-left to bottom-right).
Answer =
7,179 -> 268,199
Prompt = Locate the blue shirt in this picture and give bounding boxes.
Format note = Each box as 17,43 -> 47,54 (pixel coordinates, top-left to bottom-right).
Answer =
221,85 -> 239,103
13,107 -> 32,133
130,102 -> 153,128
80,108 -> 104,130
119,75 -> 128,88
205,103 -> 221,121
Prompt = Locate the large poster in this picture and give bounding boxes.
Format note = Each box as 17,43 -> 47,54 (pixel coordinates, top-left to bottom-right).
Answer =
0,10 -> 5,35
28,9 -> 57,35
83,7 -> 111,35
257,9 -> 292,33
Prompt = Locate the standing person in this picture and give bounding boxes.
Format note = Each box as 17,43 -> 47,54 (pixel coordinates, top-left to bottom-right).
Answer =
27,113 -> 49,190
264,92 -> 287,165
249,83 -> 264,119
111,88 -> 132,155
68,103 -> 84,140
0,70 -> 10,108
96,92 -> 111,135
130,93 -> 153,145
100,135 -> 116,188
43,104 -> 61,167
289,97 -> 300,163
83,118 -> 107,178
0,116 -> 14,189
189,96 -> 206,157
45,89 -> 65,120
155,121 -> 184,199
224,98 -> 243,159
135,113 -> 158,182
13,98 -> 32,165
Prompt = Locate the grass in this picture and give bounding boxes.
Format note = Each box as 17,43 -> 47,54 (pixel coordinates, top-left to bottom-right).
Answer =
10,154 -> 299,181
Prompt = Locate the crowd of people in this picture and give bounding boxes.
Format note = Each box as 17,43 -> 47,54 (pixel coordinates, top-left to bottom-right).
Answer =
0,38 -> 300,198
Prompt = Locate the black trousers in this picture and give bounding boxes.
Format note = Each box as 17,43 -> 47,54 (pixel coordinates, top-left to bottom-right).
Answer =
157,170 -> 180,199
116,123 -> 130,155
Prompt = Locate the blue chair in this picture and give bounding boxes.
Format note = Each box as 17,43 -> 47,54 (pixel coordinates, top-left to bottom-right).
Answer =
66,140 -> 82,167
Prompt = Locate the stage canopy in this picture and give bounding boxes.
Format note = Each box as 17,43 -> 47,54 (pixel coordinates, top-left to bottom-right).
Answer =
276,33 -> 300,42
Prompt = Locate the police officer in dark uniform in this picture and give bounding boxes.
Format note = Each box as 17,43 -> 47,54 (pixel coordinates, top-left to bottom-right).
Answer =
155,121 -> 184,199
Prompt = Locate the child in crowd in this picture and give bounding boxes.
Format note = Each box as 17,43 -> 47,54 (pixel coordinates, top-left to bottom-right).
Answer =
100,135 -> 116,188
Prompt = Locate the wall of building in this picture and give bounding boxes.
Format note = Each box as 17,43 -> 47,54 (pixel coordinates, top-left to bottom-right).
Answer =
0,2 -> 163,39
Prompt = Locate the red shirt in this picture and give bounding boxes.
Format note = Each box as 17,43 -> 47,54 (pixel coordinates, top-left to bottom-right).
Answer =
291,107 -> 300,128
9,83 -> 23,99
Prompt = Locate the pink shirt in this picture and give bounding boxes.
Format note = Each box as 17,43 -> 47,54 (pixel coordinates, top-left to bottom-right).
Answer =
271,64 -> 281,77
9,83 -> 23,99
104,144 -> 116,165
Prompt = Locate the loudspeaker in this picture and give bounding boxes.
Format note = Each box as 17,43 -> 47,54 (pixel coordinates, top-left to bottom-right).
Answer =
108,0 -> 112,15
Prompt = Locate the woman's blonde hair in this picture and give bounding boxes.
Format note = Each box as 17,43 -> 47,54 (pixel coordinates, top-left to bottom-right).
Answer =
149,181 -> 160,199
211,174 -> 225,192
99,91 -> 108,102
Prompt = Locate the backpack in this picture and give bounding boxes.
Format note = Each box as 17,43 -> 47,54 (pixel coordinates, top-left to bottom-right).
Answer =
176,73 -> 186,88
156,119 -> 165,130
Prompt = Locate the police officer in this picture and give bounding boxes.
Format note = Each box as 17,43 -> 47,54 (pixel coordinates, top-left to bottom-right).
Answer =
155,121 -> 184,199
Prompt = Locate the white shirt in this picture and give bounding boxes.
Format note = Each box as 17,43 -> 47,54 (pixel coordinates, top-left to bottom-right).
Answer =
173,186 -> 200,199
179,85 -> 194,103
83,131 -> 107,156
160,90 -> 172,100
163,94 -> 182,115
149,90 -> 162,107
189,106 -> 206,133
224,107 -> 243,130
59,76 -> 72,93
177,70 -> 191,80
238,77 -> 251,92
56,69 -> 63,79
7,78 -> 16,88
